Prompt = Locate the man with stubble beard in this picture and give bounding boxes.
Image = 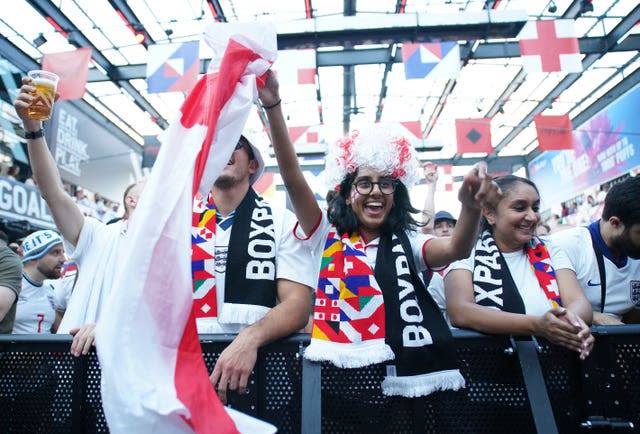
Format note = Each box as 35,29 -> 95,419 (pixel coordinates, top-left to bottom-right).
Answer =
550,176 -> 640,324
13,230 -> 66,334
193,133 -> 315,404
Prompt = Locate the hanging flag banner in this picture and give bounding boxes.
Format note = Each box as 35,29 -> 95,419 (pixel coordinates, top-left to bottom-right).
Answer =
273,49 -> 317,86
287,125 -> 325,154
519,19 -> 582,74
455,118 -> 492,154
42,48 -> 92,100
402,42 -> 460,80
534,114 -> 574,151
147,40 -> 200,93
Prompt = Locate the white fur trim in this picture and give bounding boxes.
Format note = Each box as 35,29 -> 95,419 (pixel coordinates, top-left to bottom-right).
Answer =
304,339 -> 395,368
218,303 -> 270,325
323,124 -> 421,189
381,369 -> 465,397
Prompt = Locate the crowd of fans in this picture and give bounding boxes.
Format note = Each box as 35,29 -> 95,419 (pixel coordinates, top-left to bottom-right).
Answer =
0,70 -> 638,430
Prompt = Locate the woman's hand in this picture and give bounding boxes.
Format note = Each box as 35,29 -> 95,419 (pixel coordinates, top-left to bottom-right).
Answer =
535,307 -> 593,359
458,162 -> 502,210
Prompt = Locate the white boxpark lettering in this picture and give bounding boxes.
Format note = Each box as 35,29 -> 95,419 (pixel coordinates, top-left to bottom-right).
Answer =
473,241 -> 504,305
246,198 -> 275,280
393,243 -> 433,347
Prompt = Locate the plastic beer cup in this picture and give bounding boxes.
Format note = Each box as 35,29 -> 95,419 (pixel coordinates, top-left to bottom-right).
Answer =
27,70 -> 59,121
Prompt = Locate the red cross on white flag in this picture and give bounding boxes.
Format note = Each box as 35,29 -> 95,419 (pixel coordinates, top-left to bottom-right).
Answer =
519,19 -> 582,74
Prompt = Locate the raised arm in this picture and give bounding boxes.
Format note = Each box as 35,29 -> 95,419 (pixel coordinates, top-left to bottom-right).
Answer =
258,71 -> 322,235
421,162 -> 438,235
425,163 -> 501,267
14,77 -> 84,246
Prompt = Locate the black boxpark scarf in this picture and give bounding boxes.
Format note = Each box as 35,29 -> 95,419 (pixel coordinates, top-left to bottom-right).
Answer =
222,188 -> 277,322
472,229 -> 526,313
375,231 -> 464,396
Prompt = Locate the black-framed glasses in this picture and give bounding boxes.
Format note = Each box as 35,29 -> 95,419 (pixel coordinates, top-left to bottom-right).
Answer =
353,178 -> 397,195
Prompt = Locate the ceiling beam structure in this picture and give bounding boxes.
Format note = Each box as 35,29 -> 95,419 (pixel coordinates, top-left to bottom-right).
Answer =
491,3 -> 640,158
341,0 -> 357,133
27,0 -> 168,129
108,0 -> 155,49
0,36 -> 141,153
85,35 -> 640,83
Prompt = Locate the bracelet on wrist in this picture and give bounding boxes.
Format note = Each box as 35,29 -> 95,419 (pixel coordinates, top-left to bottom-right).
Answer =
262,99 -> 281,110
24,129 -> 44,140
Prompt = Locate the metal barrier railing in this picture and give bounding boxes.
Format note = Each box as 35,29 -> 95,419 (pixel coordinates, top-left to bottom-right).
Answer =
1,326 -> 638,433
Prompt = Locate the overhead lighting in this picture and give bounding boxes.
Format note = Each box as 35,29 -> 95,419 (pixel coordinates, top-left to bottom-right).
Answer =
33,33 -> 47,48
547,1 -> 557,13
164,28 -> 174,37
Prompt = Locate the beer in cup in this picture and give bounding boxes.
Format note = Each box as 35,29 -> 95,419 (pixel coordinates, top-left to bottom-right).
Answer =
27,70 -> 59,121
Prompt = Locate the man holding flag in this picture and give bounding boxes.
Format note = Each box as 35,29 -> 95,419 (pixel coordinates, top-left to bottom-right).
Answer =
14,22 -> 311,433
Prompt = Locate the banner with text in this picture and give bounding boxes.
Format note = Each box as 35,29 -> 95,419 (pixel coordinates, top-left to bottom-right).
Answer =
0,176 -> 55,229
46,101 -> 142,201
528,85 -> 640,208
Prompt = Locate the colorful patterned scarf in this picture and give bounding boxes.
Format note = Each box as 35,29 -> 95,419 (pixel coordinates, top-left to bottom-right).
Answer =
473,229 -> 561,313
305,229 -> 465,397
191,188 -> 277,324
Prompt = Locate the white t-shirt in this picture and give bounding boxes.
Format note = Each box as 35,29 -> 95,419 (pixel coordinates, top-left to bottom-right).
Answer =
549,226 -> 640,319
445,240 -> 573,316
13,274 -> 57,334
299,212 -> 437,288
196,206 -> 316,334
57,218 -> 126,334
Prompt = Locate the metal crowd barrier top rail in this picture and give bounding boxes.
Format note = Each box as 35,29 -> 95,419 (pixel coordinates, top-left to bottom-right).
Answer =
1,325 -> 639,434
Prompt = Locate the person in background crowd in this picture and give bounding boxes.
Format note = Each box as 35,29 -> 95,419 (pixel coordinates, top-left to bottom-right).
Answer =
423,210 -> 458,326
0,230 -> 9,248
7,164 -> 20,181
550,176 -> 640,325
536,223 -> 551,237
445,175 -> 594,359
0,239 -> 22,333
433,210 -> 457,238
13,77 -> 146,355
420,162 -> 438,234
261,69 -> 501,399
13,230 -> 65,334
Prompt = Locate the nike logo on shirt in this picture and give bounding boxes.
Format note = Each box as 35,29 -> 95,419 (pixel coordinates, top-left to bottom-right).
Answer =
587,279 -> 600,287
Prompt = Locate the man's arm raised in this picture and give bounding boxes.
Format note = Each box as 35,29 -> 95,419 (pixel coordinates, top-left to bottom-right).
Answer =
14,77 -> 84,246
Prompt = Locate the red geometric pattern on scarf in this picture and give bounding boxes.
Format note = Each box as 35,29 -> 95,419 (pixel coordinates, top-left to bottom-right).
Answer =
191,193 -> 218,318
311,230 -> 386,343
526,236 -> 562,308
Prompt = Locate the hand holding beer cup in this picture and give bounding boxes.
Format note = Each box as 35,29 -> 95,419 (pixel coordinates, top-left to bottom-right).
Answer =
26,70 -> 59,121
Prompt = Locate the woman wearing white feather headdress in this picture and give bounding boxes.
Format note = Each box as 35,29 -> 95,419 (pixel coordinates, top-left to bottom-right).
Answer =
259,70 -> 502,400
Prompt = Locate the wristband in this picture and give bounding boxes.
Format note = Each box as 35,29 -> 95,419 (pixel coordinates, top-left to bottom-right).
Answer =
25,129 -> 44,140
262,99 -> 281,110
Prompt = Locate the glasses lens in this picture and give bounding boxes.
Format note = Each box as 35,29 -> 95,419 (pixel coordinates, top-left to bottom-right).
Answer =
355,180 -> 372,194
380,180 -> 395,194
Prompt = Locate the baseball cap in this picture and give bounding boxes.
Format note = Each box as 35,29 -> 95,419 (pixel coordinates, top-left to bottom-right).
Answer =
434,210 -> 457,225
240,133 -> 265,185
20,230 -> 63,263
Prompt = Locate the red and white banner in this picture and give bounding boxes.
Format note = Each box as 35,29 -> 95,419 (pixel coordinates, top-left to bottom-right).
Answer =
519,20 -> 582,74
455,118 -> 492,155
273,49 -> 316,86
534,114 -> 574,151
95,23 -> 278,434
42,48 -> 92,100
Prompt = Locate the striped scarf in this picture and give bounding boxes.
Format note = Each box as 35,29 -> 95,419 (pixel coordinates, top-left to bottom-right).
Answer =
473,229 -> 561,313
305,228 -> 465,397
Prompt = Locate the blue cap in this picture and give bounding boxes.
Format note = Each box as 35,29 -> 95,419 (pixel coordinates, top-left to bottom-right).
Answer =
434,210 -> 457,224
